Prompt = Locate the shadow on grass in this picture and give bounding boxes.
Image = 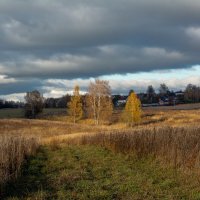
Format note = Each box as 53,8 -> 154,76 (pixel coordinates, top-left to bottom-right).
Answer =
3,147 -> 51,199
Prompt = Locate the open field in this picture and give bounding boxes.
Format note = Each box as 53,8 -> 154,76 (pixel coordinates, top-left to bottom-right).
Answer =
1,108 -> 200,141
1,102 -> 200,119
142,109 -> 200,127
0,109 -> 24,119
0,108 -> 67,119
143,103 -> 200,111
1,106 -> 200,199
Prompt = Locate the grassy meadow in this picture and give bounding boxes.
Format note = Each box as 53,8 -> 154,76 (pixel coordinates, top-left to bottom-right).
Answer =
0,108 -> 24,119
4,145 -> 200,199
1,105 -> 200,199
0,108 -> 67,119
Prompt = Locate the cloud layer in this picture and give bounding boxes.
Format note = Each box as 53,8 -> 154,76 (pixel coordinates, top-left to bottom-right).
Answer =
0,0 -> 200,98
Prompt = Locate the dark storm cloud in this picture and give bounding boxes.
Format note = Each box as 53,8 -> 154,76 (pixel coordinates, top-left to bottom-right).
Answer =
0,45 -> 192,79
1,0 -> 200,96
0,78 -> 43,95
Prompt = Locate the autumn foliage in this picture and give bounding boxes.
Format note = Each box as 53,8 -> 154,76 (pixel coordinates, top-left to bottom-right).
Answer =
122,91 -> 142,126
85,80 -> 113,125
67,86 -> 83,123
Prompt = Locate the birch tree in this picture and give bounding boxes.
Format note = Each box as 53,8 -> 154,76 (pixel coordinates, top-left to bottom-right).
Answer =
122,91 -> 142,126
86,79 -> 113,125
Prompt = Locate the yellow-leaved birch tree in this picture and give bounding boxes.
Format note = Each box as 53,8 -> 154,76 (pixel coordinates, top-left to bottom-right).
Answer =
68,85 -> 83,123
122,91 -> 142,126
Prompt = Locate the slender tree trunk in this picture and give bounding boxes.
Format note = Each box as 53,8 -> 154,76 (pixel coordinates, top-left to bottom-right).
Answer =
73,113 -> 75,124
97,95 -> 101,125
93,96 -> 96,124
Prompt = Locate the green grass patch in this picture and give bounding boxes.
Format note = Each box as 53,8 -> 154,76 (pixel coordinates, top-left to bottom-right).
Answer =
0,108 -> 24,119
4,145 -> 200,200
0,108 -> 67,119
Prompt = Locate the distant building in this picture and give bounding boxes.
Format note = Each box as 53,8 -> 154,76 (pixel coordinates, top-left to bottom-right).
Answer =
159,97 -> 170,105
112,95 -> 128,107
116,99 -> 127,106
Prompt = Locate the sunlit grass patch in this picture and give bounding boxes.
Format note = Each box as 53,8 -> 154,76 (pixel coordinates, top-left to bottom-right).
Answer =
4,145 -> 200,199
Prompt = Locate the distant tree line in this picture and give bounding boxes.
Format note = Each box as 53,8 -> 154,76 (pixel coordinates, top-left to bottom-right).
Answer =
0,100 -> 24,109
184,84 -> 200,103
119,83 -> 200,106
45,95 -> 71,108
145,83 -> 200,104
1,82 -> 200,120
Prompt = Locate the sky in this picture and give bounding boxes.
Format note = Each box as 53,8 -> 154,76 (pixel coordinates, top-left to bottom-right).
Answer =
0,0 -> 200,101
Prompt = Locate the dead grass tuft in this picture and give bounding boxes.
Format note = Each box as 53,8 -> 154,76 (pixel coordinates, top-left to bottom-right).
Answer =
0,134 -> 39,194
66,126 -> 200,171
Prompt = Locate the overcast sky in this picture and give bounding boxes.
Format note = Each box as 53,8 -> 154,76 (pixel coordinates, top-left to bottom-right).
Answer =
0,0 -> 200,101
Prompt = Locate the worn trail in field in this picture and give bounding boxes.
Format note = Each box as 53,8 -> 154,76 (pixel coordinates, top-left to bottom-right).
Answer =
4,145 -> 200,200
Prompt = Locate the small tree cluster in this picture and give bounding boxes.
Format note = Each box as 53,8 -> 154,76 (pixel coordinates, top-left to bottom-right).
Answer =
68,80 -> 113,125
68,80 -> 142,126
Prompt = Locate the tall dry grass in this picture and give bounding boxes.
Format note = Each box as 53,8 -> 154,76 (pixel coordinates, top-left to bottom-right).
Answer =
0,134 -> 39,194
67,126 -> 200,171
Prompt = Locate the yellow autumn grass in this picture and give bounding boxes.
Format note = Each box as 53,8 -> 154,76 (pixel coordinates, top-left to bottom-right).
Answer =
0,134 -> 39,192
1,107 -> 200,191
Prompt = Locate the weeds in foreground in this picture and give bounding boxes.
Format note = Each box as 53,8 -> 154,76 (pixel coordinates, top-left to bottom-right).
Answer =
0,135 -> 39,195
67,126 -> 200,171
4,145 -> 200,199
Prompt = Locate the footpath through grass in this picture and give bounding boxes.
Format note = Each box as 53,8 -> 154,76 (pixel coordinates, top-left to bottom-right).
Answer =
4,145 -> 200,200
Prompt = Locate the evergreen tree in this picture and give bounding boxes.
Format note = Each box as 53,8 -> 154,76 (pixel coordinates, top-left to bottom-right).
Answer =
68,85 -> 83,123
122,91 -> 142,126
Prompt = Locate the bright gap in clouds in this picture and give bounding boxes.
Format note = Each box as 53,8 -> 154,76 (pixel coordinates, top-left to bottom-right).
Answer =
100,65 -> 200,93
1,65 -> 199,102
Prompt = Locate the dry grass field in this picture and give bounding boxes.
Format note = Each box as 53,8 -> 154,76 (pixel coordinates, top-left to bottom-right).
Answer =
141,109 -> 200,127
0,134 -> 39,195
67,126 -> 200,170
1,107 -> 200,141
1,105 -> 200,199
